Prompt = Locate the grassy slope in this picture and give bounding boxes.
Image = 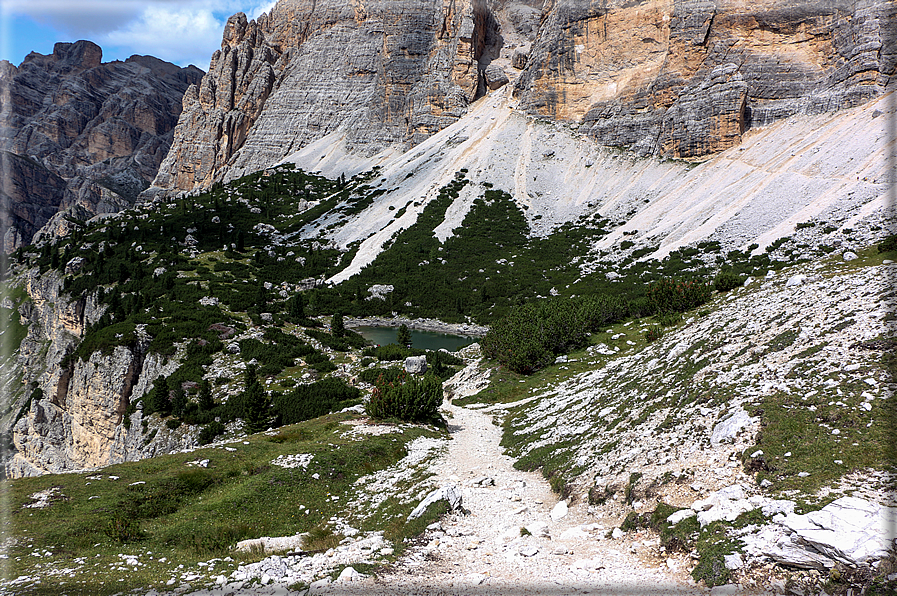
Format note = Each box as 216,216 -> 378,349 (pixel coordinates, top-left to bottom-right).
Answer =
3,413 -> 445,595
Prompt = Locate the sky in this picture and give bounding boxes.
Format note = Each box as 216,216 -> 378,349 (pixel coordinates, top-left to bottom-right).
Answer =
0,0 -> 278,71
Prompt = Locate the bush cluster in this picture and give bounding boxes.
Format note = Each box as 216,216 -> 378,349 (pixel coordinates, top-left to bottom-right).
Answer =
481,295 -> 627,374
713,270 -> 744,293
365,371 -> 443,423
272,377 -> 360,426
646,277 -> 712,314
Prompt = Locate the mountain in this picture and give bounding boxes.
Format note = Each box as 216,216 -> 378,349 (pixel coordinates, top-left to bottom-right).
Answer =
148,0 -> 895,195
0,2 -> 894,592
0,40 -> 203,251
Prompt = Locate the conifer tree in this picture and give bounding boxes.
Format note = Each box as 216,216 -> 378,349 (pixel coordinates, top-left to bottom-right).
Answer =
397,324 -> 412,348
242,364 -> 269,434
331,312 -> 345,338
198,380 -> 214,411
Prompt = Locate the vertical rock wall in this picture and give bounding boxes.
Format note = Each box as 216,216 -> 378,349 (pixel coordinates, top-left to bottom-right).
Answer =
514,0 -> 895,158
151,0 -> 504,192
2,269 -> 195,478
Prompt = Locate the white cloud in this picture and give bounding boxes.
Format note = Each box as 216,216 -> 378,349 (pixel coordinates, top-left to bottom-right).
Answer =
4,0 -> 283,69
99,5 -> 225,69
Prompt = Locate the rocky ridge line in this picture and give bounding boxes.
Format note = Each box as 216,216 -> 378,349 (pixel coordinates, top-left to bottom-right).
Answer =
0,41 -> 203,251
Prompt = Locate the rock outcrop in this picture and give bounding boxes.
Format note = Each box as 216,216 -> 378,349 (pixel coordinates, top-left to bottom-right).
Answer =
0,41 -> 203,250
1,267 -> 196,478
151,0 -> 518,193
514,0 -> 896,158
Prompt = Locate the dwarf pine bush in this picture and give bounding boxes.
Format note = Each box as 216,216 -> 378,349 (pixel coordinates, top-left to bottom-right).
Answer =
365,371 -> 443,423
646,277 -> 712,314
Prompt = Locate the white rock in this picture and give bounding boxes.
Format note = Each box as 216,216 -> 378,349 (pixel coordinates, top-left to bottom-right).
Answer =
710,408 -> 756,446
724,553 -> 744,569
786,274 -> 806,287
336,566 -> 364,583
550,500 -> 568,521
611,528 -> 624,539
843,251 -> 858,261
408,484 -> 462,520
667,509 -> 696,524
404,356 -> 428,375
519,545 -> 539,557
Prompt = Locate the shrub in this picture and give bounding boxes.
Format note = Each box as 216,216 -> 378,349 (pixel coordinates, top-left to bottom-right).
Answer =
198,421 -> 225,445
646,277 -> 712,314
272,377 -> 360,425
482,297 -> 611,374
365,371 -> 443,423
713,270 -> 743,293
105,514 -> 143,543
358,366 -> 405,385
878,234 -> 897,253
645,326 -> 663,342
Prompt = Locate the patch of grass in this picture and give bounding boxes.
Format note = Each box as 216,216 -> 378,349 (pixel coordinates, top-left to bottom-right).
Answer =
748,386 -> 895,494
2,412 -> 446,595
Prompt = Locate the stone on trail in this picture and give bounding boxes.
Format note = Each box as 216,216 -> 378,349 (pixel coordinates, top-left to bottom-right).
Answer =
550,500 -> 568,521
336,566 -> 364,583
408,484 -> 462,520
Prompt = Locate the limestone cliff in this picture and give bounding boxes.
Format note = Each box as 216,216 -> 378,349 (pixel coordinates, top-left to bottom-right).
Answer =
0,41 -> 203,250
1,268 -> 196,478
151,0 -> 515,192
515,0 -> 896,157
152,0 -> 895,195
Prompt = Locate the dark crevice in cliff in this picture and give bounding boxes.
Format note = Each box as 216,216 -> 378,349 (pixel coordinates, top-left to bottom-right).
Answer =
472,2 -> 503,102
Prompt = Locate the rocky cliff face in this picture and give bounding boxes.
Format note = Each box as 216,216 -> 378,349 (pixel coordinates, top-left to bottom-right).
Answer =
1,267 -> 196,478
515,0 -> 896,157
152,0 -> 528,192
0,41 -> 203,250
151,0 -> 895,196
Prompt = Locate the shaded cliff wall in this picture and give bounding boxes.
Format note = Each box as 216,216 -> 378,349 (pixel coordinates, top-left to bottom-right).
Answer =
0,41 -> 203,250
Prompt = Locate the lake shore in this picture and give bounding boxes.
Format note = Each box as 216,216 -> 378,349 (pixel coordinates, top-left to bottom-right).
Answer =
343,316 -> 488,337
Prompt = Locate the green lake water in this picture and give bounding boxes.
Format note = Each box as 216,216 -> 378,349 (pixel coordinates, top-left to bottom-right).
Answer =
352,326 -> 477,352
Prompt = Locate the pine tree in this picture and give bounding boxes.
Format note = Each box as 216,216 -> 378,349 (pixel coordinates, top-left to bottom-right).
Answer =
331,312 -> 345,338
289,293 -> 306,320
242,364 -> 269,434
397,324 -> 412,348
148,376 -> 170,415
198,380 -> 214,411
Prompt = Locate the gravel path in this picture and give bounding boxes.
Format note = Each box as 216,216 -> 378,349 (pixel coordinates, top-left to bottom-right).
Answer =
327,402 -> 703,595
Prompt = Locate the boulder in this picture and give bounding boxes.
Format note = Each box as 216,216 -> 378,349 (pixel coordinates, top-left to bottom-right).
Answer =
336,566 -> 364,583
710,407 -> 756,445
484,64 -> 509,90
408,484 -> 462,520
404,356 -> 427,375
550,500 -> 568,521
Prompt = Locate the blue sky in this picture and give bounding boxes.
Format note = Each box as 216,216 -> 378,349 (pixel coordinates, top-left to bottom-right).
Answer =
1,0 -> 277,71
